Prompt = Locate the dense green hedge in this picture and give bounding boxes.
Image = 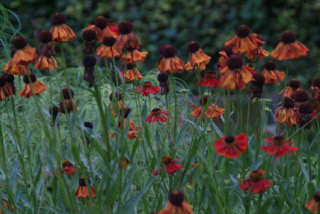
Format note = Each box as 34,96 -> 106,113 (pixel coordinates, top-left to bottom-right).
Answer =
2,0 -> 320,86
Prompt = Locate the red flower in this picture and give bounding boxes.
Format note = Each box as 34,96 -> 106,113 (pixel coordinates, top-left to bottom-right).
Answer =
239,169 -> 273,194
214,133 -> 248,158
197,71 -> 219,89
163,155 -> 182,174
146,108 -> 168,123
135,81 -> 160,96
306,191 -> 320,214
261,136 -> 297,158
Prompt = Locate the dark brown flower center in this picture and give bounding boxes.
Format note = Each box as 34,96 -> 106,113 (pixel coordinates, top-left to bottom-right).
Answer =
169,190 -> 184,206
157,73 -> 168,83
249,170 -> 263,182
82,55 -> 96,67
118,21 -> 133,34
226,55 -> 243,70
12,36 -> 27,49
84,122 -> 93,129
0,75 -> 6,87
109,92 -> 122,101
252,73 -> 265,87
94,16 -> 107,29
204,71 -> 216,79
188,41 -> 200,53
291,90 -> 308,103
103,36 -> 116,46
50,106 -> 59,117
82,29 -> 96,42
263,60 -> 276,71
120,107 -> 131,118
162,45 -> 177,58
288,79 -> 300,89
312,78 -> 320,88
236,25 -> 250,38
162,155 -> 172,165
107,19 -> 117,26
224,136 -> 235,144
61,88 -> 74,100
299,102 -> 313,114
78,177 -> 86,186
314,192 -> 320,203
23,73 -> 36,84
62,160 -> 73,168
142,81 -> 153,88
199,96 -> 208,106
151,108 -> 162,115
283,97 -> 294,109
272,136 -> 286,145
39,30 -> 53,43
280,31 -> 296,44
126,63 -> 136,70
220,45 -> 233,57
51,13 -> 66,25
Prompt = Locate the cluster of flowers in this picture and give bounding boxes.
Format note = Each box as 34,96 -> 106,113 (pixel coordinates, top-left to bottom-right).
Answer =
1,11 -> 320,213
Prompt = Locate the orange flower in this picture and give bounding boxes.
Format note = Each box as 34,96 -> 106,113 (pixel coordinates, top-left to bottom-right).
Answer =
157,190 -> 193,214
75,177 -> 96,199
185,41 -> 211,71
97,36 -> 122,58
275,97 -> 296,126
35,30 -> 58,70
306,191 -> 320,214
121,63 -> 143,83
158,45 -> 185,74
86,16 -> 117,42
0,199 -> 14,213
110,108 -> 138,139
261,136 -> 297,157
3,50 -> 31,75
225,25 -> 264,54
118,157 -> 129,169
117,21 -> 139,50
245,34 -> 269,61
189,96 -> 224,119
59,88 -> 78,113
50,13 -> 76,42
18,73 -> 46,98
0,74 -> 14,101
280,79 -> 300,97
214,133 -> 248,158
121,49 -> 148,64
109,92 -> 123,116
219,54 -> 252,90
217,46 -> 233,73
262,60 -> 285,85
271,31 -> 309,61
11,36 -> 37,65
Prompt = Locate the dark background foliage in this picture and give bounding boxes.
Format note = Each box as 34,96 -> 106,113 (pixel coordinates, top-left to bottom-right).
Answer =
2,0 -> 320,86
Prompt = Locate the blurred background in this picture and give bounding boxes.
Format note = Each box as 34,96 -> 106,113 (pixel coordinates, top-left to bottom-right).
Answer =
1,0 -> 320,87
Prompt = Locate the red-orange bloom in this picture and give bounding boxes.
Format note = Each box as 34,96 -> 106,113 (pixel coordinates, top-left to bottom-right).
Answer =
18,73 -> 46,98
217,45 -> 233,73
11,36 -> 37,65
86,16 -> 117,42
219,54 -> 252,90
239,169 -> 273,194
280,79 -> 300,97
185,41 -> 211,71
162,155 -> 182,174
306,192 -> 320,214
271,31 -> 309,61
214,133 -> 248,158
275,97 -> 297,126
50,13 -> 76,42
121,49 -> 148,64
262,60 -> 285,85
35,30 -> 58,70
110,118 -> 138,139
59,88 -> 78,113
246,46 -> 269,62
118,158 -> 129,169
189,96 -> 224,119
35,56 -> 58,70
61,160 -> 75,175
75,177 -> 96,199
97,36 -> 122,58
107,19 -> 120,37
155,190 -> 193,214
197,71 -> 219,89
3,50 -> 31,75
146,108 -> 168,123
261,136 -> 297,157
117,21 -> 139,50
225,25 -> 264,54
158,45 -> 185,74
109,92 -> 123,116
121,63 -> 143,83
0,74 -> 14,101
135,81 -> 160,96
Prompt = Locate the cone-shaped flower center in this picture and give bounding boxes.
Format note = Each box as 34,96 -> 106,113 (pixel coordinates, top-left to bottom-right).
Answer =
289,79 -> 300,89
314,192 -> 320,203
118,21 -> 133,34
236,25 -> 250,38
272,136 -> 286,145
204,71 -> 216,79
94,16 -> 107,29
62,160 -> 73,168
249,170 -> 263,182
162,155 -> 172,164
188,41 -> 200,53
169,190 -> 184,206
151,108 -> 162,115
227,55 -> 243,70
283,97 -> 294,109
142,81 -> 153,89
263,60 -> 276,70
280,31 -> 296,44
224,136 -> 235,144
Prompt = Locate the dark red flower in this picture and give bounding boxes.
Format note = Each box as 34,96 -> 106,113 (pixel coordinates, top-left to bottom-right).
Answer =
135,81 -> 160,96
214,133 -> 248,158
261,136 -> 297,158
197,71 -> 220,89
162,155 -> 182,174
239,169 -> 273,194
146,108 -> 168,123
